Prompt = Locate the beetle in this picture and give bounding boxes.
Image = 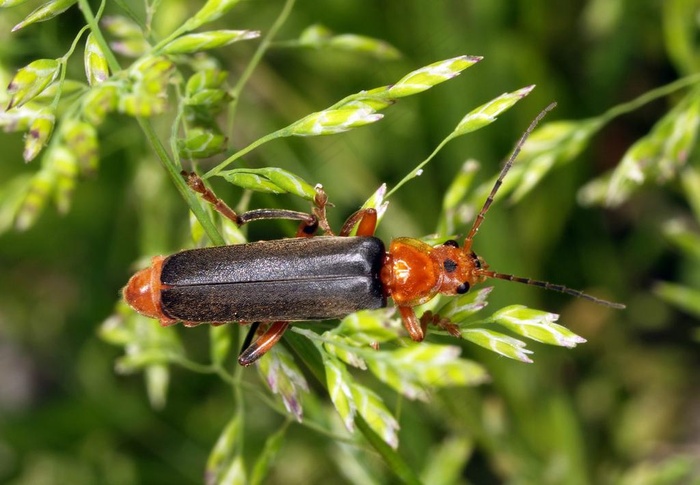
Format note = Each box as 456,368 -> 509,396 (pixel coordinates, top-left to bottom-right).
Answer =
124,104 -> 624,366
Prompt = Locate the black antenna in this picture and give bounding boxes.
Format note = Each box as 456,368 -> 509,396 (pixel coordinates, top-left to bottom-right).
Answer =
463,102 -> 557,252
479,270 -> 626,309
462,102 -> 625,309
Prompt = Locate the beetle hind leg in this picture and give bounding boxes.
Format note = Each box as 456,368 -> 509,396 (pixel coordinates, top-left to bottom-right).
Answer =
183,171 -> 321,237
238,321 -> 290,366
240,322 -> 261,355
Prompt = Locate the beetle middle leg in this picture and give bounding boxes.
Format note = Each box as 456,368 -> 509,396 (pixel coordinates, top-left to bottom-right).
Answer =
397,306 -> 461,341
183,171 -> 322,237
419,310 -> 462,338
237,321 -> 290,366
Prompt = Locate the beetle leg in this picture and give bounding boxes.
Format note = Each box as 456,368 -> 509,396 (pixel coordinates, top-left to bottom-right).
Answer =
183,170 -> 240,223
339,208 -> 378,237
419,310 -> 462,338
183,171 -> 320,236
398,306 -> 425,341
239,209 -> 318,236
310,185 -> 336,236
240,322 -> 261,355
237,321 -> 290,366
398,308 -> 462,342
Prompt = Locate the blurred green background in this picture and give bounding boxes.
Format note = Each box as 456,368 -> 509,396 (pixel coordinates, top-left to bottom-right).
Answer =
1,0 -> 698,483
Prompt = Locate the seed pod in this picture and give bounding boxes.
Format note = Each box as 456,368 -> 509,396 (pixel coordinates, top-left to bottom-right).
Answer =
183,0 -> 243,32
388,56 -> 481,98
12,0 -> 77,32
84,33 -> 110,85
82,84 -> 118,125
289,107 -> 383,136
6,59 -> 60,110
161,30 -> 259,55
221,168 -> 316,199
63,119 -> 99,173
50,146 -> 79,214
23,113 -> 55,162
0,0 -> 30,6
177,127 -> 227,159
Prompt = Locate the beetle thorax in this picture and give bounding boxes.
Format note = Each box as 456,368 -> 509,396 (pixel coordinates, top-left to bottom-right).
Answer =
382,238 -> 440,306
381,237 -> 488,307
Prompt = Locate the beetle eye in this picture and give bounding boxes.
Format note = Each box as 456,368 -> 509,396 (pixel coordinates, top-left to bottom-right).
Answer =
456,282 -> 470,294
444,239 -> 459,248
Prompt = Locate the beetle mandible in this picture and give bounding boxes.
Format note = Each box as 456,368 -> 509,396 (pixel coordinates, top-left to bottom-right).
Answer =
124,104 -> 624,366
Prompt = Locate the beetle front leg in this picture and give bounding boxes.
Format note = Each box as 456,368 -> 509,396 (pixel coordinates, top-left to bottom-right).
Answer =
398,306 -> 425,341
339,208 -> 378,237
237,321 -> 290,366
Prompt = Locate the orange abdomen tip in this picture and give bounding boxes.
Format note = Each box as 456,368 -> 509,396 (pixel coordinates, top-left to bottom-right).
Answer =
123,256 -> 175,325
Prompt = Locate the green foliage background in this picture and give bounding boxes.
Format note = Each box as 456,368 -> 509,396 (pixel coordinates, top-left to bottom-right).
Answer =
1,0 -> 698,483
